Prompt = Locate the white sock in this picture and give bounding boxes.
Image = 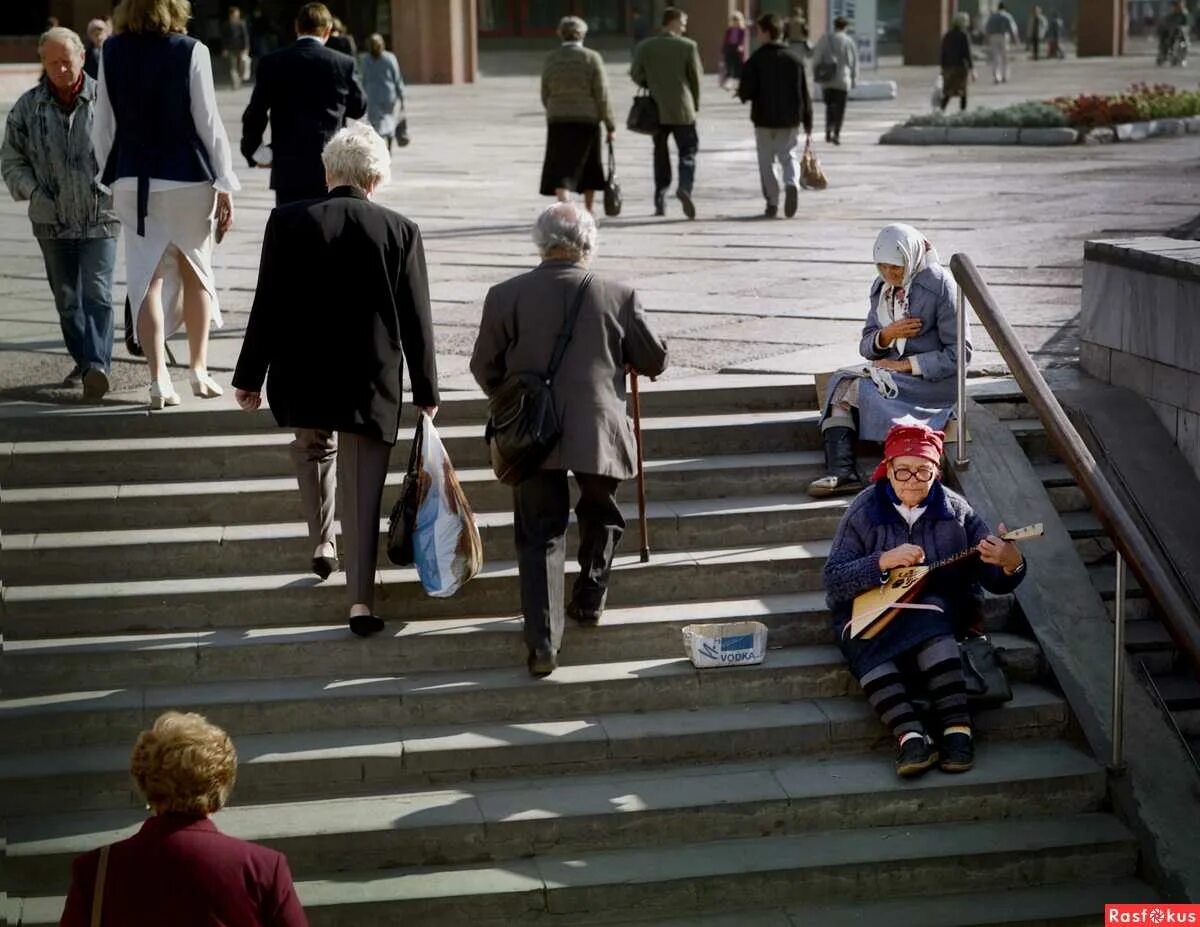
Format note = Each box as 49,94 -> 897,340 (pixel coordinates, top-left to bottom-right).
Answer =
899,731 -> 924,747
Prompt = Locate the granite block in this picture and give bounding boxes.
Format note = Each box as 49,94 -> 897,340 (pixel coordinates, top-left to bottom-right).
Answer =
1080,262 -> 1124,350
1109,350 -> 1153,396
849,81 -> 897,101
1148,399 -> 1179,440
1151,360 -> 1190,406
1018,127 -> 1079,146
945,127 -> 1020,145
1079,341 -> 1112,383
1189,372 -> 1200,414
879,126 -> 947,145
1085,127 -> 1116,145
1121,273 -> 1184,365
1116,121 -> 1151,141
1149,118 -> 1186,137
1180,410 -> 1200,484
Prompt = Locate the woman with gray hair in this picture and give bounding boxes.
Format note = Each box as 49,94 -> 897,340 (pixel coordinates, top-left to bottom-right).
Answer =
539,15 -> 615,212
939,13 -> 975,111
233,123 -> 439,638
362,33 -> 407,151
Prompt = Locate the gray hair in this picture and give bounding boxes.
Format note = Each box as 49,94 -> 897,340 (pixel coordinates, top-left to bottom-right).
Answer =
953,12 -> 970,28
321,122 -> 391,191
558,15 -> 588,41
533,202 -> 597,261
39,26 -> 85,58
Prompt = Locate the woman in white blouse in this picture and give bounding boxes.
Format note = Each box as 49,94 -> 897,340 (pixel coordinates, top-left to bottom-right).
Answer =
92,0 -> 240,409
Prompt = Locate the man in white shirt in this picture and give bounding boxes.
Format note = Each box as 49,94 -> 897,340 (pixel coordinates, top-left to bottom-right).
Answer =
985,3 -> 1021,82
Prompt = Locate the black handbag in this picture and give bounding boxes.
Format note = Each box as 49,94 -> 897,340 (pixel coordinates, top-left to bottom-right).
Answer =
814,58 -> 837,83
960,634 -> 1013,706
484,273 -> 593,486
626,88 -> 659,135
603,139 -> 622,217
386,421 -> 424,565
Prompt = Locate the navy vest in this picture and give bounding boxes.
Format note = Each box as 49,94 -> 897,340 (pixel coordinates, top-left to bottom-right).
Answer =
100,32 -> 215,235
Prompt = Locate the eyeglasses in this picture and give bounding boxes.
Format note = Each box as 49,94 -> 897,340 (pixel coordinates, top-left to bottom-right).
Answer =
891,466 -> 936,483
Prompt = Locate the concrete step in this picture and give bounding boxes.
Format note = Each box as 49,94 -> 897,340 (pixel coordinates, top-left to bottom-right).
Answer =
1,595 -> 1031,693
1007,419 -> 1056,463
1088,562 -> 1146,600
0,411 -> 823,488
608,879 -> 1157,927
0,376 -> 818,442
0,542 -> 830,639
0,451 -> 859,533
0,683 -> 1071,815
1,495 -> 850,585
1151,673 -> 1200,711
0,639 -> 1049,751
4,740 -> 1105,895
11,813 -> 1135,926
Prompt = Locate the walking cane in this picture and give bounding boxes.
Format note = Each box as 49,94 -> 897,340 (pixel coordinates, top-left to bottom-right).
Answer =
630,370 -> 650,563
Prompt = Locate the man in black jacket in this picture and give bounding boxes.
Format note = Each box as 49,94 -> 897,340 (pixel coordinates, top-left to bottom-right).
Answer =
240,2 -> 366,205
737,14 -> 813,219
233,123 -> 438,638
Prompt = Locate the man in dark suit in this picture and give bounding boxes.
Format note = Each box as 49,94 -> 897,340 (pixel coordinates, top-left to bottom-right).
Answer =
470,203 -> 669,677
240,2 -> 366,206
233,123 -> 438,638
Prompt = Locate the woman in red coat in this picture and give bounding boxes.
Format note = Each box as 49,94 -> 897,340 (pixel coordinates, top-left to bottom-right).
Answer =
59,711 -> 307,927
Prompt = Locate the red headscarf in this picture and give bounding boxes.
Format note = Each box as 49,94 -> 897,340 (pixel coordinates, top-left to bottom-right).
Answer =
871,423 -> 945,482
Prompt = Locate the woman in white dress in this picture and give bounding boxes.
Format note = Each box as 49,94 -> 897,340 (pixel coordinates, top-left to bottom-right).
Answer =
92,0 -> 240,409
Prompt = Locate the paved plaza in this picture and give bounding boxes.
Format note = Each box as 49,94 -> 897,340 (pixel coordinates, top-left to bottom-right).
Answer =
1,47 -> 1198,403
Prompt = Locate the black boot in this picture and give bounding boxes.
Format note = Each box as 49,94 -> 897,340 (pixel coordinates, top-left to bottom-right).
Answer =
807,426 -> 864,497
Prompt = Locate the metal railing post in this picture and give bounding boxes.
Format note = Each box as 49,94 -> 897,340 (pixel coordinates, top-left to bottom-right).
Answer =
955,284 -> 969,467
1111,552 -> 1127,771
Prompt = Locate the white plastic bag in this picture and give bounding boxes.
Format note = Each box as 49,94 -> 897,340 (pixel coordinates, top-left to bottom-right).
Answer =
412,414 -> 483,597
930,74 -> 944,113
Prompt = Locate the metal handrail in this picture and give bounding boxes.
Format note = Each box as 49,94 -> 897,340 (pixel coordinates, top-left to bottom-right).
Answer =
949,253 -> 1200,765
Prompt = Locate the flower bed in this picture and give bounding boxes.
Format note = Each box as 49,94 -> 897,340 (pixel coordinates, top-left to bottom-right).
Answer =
907,101 -> 1068,129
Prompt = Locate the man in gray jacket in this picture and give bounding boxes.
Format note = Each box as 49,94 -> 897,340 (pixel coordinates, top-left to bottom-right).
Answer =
631,6 -> 703,218
2,27 -> 119,399
471,203 -> 669,677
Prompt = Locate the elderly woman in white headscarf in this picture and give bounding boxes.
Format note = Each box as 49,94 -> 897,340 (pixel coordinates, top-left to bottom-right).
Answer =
808,223 -> 971,497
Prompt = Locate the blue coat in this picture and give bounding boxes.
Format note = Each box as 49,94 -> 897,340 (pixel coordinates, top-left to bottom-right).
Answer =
821,261 -> 971,441
823,479 -> 1026,677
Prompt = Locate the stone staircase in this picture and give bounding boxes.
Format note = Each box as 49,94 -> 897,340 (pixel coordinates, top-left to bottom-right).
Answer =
0,377 -> 1157,925
980,390 -> 1200,766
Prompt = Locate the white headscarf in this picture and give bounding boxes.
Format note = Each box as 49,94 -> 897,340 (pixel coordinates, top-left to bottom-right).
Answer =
872,223 -> 939,356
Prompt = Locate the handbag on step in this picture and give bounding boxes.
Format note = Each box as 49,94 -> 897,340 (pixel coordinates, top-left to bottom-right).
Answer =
626,88 -> 660,135
484,273 -> 594,486
960,634 -> 1013,706
386,420 -> 423,565
603,138 -> 622,217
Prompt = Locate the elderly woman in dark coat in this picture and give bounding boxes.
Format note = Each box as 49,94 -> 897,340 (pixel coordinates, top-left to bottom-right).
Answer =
809,223 -> 971,497
823,424 -> 1027,778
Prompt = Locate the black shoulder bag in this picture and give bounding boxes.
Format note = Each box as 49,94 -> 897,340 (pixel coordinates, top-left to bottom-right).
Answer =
484,273 -> 594,486
603,139 -> 622,217
386,419 -> 424,565
626,88 -> 660,135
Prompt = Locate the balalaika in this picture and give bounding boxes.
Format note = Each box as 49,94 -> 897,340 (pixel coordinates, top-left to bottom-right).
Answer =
848,523 -> 1044,641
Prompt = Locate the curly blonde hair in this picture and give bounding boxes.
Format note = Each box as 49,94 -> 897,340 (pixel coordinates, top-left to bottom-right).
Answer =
113,0 -> 192,35
131,712 -> 237,815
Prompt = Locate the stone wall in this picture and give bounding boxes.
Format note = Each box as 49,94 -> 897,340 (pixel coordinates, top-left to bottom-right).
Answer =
1080,238 -> 1200,481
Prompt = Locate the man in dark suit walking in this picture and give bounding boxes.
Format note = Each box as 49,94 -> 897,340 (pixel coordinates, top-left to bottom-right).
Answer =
233,123 -> 438,638
240,2 -> 366,206
470,203 -> 669,677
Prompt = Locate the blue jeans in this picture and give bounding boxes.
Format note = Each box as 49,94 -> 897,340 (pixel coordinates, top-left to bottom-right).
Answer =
37,237 -> 117,373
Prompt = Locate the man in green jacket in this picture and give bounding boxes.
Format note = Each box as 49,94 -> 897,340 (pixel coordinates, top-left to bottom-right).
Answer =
631,7 -> 702,219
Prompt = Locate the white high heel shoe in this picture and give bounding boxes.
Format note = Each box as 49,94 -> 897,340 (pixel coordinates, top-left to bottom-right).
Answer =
148,380 -> 182,411
189,368 -> 224,398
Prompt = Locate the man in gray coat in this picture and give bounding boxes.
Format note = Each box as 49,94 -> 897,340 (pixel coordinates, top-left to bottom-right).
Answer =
470,203 -> 669,677
631,6 -> 703,218
2,27 -> 119,399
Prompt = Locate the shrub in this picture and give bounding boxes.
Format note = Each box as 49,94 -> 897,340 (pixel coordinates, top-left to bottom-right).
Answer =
905,101 -> 1068,129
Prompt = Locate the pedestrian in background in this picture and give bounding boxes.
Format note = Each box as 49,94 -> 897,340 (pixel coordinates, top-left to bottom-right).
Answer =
812,16 -> 857,145
470,203 -> 668,678
93,0 -> 240,410
631,6 -> 703,219
1046,10 -> 1066,58
58,712 -> 308,927
83,18 -> 109,78
326,17 -> 356,59
985,2 -> 1020,82
234,124 -> 439,638
540,15 -> 613,214
630,5 -> 650,49
939,13 -> 974,111
1029,5 -> 1048,60
241,2 -> 366,205
2,26 -> 119,400
784,5 -> 810,55
362,32 -> 406,152
737,13 -> 812,219
719,11 -> 748,91
222,6 -> 251,89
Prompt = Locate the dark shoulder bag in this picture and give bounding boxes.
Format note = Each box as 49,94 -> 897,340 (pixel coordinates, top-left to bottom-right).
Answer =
386,420 -> 424,565
603,139 -> 622,217
960,634 -> 1013,706
626,88 -> 659,135
484,273 -> 594,486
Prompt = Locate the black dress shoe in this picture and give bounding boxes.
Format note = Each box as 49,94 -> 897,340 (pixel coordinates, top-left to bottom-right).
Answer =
653,191 -> 666,216
349,613 -> 385,637
784,184 -> 799,218
763,203 -> 779,218
567,601 -> 602,626
676,189 -> 696,219
527,645 -> 558,677
311,556 -> 337,580
895,736 -> 939,778
63,364 -> 84,387
939,732 -> 975,773
82,367 -> 109,400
